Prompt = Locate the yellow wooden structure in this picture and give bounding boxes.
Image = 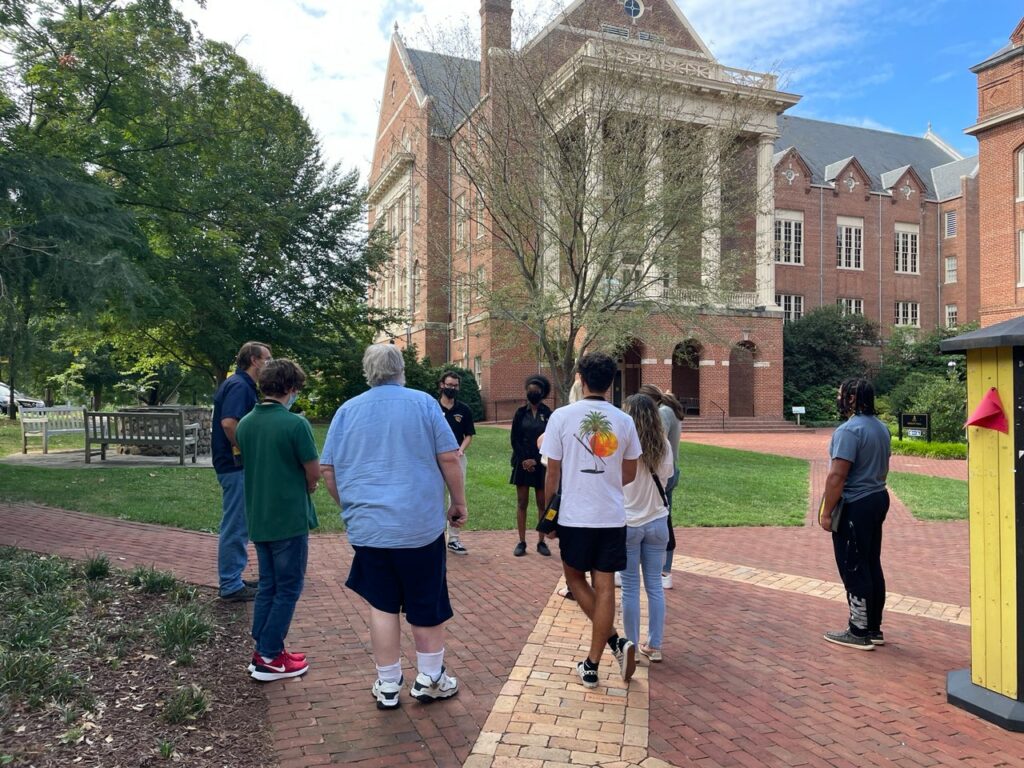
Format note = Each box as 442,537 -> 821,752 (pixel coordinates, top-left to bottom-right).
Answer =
941,317 -> 1024,730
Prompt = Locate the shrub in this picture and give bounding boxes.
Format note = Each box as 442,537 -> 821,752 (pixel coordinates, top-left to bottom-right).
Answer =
907,374 -> 967,444
890,438 -> 966,460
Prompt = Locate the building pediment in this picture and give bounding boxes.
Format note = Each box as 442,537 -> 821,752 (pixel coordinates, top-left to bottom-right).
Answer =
824,157 -> 870,195
773,148 -> 812,188
881,165 -> 926,200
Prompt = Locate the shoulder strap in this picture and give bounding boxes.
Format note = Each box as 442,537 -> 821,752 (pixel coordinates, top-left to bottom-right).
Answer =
651,469 -> 668,507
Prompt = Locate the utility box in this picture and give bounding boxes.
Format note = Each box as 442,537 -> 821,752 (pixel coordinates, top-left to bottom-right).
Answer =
940,316 -> 1024,731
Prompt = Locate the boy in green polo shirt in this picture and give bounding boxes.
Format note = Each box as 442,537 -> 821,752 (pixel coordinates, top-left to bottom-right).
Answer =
236,358 -> 320,682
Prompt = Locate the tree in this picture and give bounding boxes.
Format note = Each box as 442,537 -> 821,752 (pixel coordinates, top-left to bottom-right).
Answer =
783,305 -> 878,418
3,0 -> 389,396
875,324 -> 971,395
417,8 -> 786,399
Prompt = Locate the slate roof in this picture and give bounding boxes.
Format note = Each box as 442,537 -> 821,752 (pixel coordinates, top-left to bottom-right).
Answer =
406,48 -> 481,136
775,115 -> 960,199
931,156 -> 979,201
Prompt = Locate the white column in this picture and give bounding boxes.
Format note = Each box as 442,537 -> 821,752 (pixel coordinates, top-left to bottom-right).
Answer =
755,134 -> 778,309
700,132 -> 721,293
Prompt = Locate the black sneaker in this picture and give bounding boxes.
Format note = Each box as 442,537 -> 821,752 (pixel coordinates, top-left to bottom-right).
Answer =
576,660 -> 598,689
868,631 -> 885,646
537,541 -> 551,557
243,578 -> 259,589
410,666 -> 458,702
513,541 -> 527,557
823,629 -> 875,650
372,676 -> 403,710
612,637 -> 636,682
220,584 -> 257,602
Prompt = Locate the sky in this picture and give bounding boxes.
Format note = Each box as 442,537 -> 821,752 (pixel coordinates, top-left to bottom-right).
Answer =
183,0 -> 1023,183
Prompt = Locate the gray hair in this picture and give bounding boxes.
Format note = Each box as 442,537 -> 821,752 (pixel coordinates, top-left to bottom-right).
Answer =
362,343 -> 406,387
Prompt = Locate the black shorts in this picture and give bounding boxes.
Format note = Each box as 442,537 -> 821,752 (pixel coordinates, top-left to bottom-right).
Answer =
509,462 -> 546,489
345,533 -> 454,627
557,525 -> 627,573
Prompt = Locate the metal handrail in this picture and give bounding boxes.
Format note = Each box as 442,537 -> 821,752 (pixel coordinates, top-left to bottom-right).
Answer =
709,400 -> 726,432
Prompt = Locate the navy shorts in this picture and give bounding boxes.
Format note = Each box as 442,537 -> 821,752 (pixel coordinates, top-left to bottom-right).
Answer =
557,525 -> 627,573
345,533 -> 454,627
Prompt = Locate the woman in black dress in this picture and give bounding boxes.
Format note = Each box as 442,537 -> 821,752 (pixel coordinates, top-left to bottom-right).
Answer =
510,375 -> 552,557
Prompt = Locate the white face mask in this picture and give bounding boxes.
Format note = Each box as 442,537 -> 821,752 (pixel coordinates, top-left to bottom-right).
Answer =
285,393 -> 298,410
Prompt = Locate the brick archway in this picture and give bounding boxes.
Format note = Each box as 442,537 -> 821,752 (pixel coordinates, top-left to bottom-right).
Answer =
671,340 -> 702,415
728,341 -> 756,417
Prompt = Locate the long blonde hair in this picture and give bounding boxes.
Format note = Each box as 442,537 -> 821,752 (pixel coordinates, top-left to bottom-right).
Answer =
623,394 -> 666,473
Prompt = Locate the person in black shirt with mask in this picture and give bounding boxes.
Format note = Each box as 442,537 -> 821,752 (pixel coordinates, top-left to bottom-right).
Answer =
439,372 -> 475,555
510,375 -> 553,557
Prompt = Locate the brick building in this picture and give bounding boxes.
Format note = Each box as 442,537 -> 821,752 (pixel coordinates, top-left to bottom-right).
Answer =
366,0 -> 995,420
966,18 -> 1024,326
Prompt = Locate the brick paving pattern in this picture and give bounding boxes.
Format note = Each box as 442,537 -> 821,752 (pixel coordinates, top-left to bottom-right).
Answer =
2,430 -> 1017,766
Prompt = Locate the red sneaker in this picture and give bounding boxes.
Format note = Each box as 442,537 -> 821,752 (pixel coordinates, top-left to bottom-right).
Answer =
248,650 -> 307,673
251,651 -> 309,681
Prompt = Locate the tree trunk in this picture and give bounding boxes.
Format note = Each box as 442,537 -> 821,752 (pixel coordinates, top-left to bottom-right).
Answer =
92,384 -> 102,411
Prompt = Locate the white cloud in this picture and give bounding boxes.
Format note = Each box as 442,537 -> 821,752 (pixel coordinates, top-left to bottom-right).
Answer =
180,0 -> 891,182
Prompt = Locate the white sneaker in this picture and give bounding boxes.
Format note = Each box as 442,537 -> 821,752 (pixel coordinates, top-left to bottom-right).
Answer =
372,676 -> 403,710
614,571 -> 622,588
447,540 -> 468,556
662,572 -> 673,590
410,666 -> 459,702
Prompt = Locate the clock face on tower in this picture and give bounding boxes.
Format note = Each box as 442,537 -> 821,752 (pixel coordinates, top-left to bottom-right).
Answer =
624,0 -> 644,20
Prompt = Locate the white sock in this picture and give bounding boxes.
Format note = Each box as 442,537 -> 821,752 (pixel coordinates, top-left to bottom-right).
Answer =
417,649 -> 444,682
376,660 -> 402,684
260,654 -> 276,664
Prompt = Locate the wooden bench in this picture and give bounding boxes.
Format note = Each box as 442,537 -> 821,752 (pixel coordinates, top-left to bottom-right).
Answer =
21,406 -> 86,454
84,411 -> 199,465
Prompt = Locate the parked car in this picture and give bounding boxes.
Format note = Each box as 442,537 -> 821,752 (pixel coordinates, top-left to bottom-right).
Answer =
0,383 -> 46,415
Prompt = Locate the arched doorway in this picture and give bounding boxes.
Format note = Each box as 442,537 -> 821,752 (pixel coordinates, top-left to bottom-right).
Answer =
671,340 -> 701,415
728,341 -> 755,417
613,340 -> 643,407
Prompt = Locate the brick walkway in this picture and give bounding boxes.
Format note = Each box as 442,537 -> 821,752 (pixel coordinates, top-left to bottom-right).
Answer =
3,433 -> 1018,767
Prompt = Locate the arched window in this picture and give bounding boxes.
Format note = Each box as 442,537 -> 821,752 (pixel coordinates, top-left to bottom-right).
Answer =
1017,146 -> 1024,202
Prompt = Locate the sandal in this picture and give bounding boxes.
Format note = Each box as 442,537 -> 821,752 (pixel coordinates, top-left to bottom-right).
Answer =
557,587 -> 575,601
639,645 -> 662,662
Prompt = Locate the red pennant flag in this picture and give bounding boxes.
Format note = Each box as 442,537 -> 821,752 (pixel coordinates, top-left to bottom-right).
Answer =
965,387 -> 1009,434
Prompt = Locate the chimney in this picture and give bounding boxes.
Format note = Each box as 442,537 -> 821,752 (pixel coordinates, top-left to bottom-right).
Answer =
480,0 -> 512,97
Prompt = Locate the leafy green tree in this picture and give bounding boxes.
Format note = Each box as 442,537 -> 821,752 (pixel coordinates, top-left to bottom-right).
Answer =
908,372 -> 966,443
782,305 -> 878,418
875,324 -> 971,395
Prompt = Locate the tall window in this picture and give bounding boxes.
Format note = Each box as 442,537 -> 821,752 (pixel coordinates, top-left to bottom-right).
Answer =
894,301 -> 919,327
1019,230 -> 1024,287
773,211 -> 804,265
455,194 -> 467,249
1017,148 -> 1024,202
945,304 -> 958,328
945,256 -> 957,284
775,294 -> 803,322
837,297 -> 863,316
476,265 -> 485,297
836,216 -> 863,270
396,194 -> 406,233
413,185 -> 420,222
944,210 -> 958,238
473,356 -> 482,385
411,262 -> 420,315
454,278 -> 467,338
894,223 -> 919,274
476,194 -> 485,238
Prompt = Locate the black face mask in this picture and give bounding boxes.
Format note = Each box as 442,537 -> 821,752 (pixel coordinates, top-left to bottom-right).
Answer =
441,387 -> 459,399
526,391 -> 543,404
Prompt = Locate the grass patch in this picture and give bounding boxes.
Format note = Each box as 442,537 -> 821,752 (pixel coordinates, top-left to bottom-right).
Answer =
154,605 -> 213,664
1,423 -> 817,530
674,442 -> 808,527
129,565 -> 177,594
162,684 -> 210,724
83,553 -> 111,580
888,472 -> 968,521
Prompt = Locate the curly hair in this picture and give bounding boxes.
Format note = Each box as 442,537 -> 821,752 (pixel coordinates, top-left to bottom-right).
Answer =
259,359 -> 306,397
623,394 -> 666,473
525,375 -> 551,398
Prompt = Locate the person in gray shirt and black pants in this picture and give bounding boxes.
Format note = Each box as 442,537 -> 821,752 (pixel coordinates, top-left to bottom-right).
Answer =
819,377 -> 891,651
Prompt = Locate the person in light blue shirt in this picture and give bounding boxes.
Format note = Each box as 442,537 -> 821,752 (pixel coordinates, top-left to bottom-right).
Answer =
320,344 -> 467,710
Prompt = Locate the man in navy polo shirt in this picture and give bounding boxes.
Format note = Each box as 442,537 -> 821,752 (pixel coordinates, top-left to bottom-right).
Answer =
213,341 -> 272,601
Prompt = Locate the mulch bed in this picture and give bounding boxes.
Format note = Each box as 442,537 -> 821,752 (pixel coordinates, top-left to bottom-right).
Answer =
0,566 -> 274,767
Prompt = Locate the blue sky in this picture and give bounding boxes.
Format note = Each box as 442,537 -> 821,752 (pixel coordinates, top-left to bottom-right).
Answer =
186,1 -> 1023,177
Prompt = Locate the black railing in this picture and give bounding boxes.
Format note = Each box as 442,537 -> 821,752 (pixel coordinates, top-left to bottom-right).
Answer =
709,400 -> 726,432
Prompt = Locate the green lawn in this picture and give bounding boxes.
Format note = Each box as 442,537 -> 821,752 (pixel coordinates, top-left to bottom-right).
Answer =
887,471 -> 968,521
0,419 -> 960,529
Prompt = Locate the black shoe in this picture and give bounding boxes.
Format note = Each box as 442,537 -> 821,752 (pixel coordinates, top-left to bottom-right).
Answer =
612,637 -> 636,682
868,631 -> 885,646
243,578 -> 259,589
513,541 -> 527,557
823,629 -> 874,650
576,660 -> 598,689
220,585 -> 257,602
537,541 -> 551,557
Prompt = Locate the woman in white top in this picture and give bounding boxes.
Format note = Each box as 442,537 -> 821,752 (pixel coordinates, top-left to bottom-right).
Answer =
620,394 -> 674,661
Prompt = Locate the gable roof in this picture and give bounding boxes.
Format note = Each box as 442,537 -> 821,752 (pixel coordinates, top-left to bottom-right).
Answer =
775,115 -> 960,198
406,48 -> 481,136
931,156 -> 979,201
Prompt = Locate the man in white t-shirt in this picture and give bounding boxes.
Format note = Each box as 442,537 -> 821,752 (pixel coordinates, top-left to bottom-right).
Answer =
541,352 -> 642,689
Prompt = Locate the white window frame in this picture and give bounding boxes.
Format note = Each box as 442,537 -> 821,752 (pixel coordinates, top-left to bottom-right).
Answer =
944,210 -> 957,239
411,261 -> 420,315
894,301 -> 920,328
454,277 -> 467,339
773,210 -> 804,265
473,356 -> 482,385
774,293 -> 803,322
1017,148 -> 1024,202
945,256 -> 957,284
894,223 -> 919,275
476,194 -> 485,238
945,304 -> 958,328
836,216 -> 863,270
837,297 -> 863,316
1019,230 -> 1024,287
413,185 -> 420,223
455,193 -> 467,250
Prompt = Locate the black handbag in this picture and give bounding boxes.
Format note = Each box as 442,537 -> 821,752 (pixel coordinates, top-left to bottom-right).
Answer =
536,491 -> 560,534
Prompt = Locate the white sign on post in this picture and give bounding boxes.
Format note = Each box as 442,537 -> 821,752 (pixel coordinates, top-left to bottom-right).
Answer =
791,406 -> 805,426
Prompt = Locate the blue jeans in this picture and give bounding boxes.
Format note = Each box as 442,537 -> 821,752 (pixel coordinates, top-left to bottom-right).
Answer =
217,470 -> 249,596
663,467 -> 679,572
252,534 -> 308,658
621,518 -> 669,649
